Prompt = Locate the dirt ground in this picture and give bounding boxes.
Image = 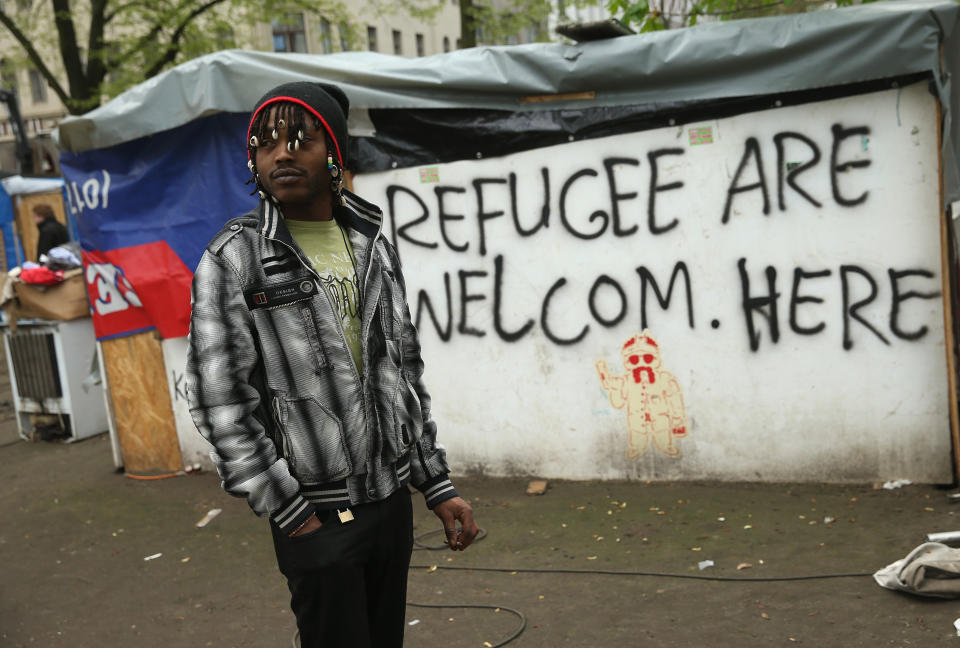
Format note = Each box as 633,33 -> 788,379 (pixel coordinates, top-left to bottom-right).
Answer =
2,429 -> 960,648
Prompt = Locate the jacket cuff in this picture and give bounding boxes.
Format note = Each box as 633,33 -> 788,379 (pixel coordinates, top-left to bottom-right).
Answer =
271,493 -> 315,534
415,474 -> 458,509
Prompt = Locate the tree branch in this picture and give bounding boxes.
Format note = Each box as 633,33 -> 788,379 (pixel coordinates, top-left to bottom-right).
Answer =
51,0 -> 93,108
142,0 -> 228,78
85,0 -> 108,89
0,9 -> 72,108
104,0 -> 151,24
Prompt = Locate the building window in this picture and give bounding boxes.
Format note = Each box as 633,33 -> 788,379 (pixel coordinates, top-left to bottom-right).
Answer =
272,13 -> 306,53
320,18 -> 332,54
28,68 -> 46,103
367,26 -> 378,52
392,29 -> 402,55
443,36 -> 450,53
456,37 -> 461,49
339,23 -> 351,51
415,33 -> 424,57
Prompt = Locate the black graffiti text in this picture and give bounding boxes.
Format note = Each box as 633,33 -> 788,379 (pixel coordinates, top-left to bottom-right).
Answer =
413,256 -> 695,345
386,148 -> 687,260
737,259 -> 941,351
722,123 -> 871,223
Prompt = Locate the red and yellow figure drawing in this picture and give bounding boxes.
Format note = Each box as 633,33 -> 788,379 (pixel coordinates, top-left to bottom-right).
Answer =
595,331 -> 688,459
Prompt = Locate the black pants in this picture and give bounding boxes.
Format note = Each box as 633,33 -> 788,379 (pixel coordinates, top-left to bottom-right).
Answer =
270,488 -> 414,648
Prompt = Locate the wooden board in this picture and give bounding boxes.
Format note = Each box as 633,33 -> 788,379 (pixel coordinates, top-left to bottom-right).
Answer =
937,99 -> 960,482
13,191 -> 68,264
100,330 -> 183,476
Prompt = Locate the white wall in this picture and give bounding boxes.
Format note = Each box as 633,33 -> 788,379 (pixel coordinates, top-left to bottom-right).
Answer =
161,336 -> 214,470
354,82 -> 954,483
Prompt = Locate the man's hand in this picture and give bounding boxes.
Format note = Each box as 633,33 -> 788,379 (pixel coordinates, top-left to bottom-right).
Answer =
288,513 -> 322,537
432,497 -> 479,551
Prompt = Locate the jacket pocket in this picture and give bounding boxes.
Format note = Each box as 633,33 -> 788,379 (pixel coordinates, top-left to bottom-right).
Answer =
276,396 -> 351,482
252,304 -> 327,392
391,375 -> 424,456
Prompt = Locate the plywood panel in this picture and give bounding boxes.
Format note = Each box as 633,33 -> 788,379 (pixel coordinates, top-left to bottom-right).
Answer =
13,191 -> 67,264
936,99 -> 960,482
101,330 -> 183,475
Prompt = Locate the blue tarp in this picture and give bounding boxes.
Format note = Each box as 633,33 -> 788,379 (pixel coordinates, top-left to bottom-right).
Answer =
0,182 -> 24,271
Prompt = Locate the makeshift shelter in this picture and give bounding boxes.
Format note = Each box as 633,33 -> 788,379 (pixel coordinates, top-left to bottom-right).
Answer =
0,181 -> 20,272
0,175 -> 69,270
56,0 -> 960,481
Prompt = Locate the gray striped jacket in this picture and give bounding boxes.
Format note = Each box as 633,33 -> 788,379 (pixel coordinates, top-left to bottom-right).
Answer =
186,190 -> 456,534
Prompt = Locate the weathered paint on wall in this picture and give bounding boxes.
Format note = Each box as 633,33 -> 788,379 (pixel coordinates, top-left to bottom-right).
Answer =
353,82 -> 953,482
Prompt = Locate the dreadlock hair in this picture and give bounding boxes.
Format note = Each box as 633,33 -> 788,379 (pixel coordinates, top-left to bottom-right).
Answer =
246,101 -> 344,202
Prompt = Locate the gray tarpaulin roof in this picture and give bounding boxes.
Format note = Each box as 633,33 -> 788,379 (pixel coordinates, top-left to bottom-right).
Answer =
56,0 -> 960,202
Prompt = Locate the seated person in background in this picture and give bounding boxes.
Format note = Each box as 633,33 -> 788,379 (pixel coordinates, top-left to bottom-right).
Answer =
33,204 -> 68,259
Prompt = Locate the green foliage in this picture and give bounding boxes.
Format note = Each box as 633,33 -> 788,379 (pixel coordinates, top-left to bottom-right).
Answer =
460,0 -> 552,47
608,0 -> 880,33
0,0 -> 440,114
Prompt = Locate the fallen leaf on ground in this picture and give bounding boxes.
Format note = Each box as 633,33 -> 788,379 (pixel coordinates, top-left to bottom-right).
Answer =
761,613 -> 770,620
736,563 -> 752,570
525,480 -> 548,495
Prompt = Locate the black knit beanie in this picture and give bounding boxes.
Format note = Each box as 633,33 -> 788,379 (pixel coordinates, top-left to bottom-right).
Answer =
247,81 -> 350,167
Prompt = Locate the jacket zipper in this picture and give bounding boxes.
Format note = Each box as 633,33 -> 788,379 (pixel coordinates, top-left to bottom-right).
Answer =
272,395 -> 292,460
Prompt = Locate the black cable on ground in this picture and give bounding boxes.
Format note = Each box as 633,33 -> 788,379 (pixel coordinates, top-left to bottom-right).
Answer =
408,527 -> 526,646
406,602 -> 526,648
414,527 -> 488,550
293,526 -> 874,647
408,563 -> 873,582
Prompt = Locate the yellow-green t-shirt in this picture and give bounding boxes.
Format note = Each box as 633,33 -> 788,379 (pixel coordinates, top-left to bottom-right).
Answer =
285,218 -> 363,373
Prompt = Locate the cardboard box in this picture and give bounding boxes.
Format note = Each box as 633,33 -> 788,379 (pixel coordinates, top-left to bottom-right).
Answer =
13,270 -> 89,321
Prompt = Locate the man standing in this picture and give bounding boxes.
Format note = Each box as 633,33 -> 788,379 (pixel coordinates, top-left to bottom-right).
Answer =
186,82 -> 478,648
32,204 -> 68,259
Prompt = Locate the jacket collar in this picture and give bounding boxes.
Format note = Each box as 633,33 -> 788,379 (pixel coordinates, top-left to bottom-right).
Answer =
255,188 -> 383,244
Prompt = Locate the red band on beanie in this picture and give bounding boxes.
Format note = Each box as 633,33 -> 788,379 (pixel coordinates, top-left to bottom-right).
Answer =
247,96 -> 344,166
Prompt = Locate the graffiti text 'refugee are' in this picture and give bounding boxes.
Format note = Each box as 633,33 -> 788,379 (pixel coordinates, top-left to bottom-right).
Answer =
383,123 -> 942,351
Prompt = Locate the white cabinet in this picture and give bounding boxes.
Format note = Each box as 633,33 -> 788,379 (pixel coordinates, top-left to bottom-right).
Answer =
3,318 -> 108,441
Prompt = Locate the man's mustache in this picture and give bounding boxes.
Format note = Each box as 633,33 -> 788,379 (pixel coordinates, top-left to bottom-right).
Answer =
270,165 -> 307,178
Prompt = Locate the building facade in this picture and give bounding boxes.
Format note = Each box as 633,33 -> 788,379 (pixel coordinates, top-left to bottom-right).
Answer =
0,0 -> 465,174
